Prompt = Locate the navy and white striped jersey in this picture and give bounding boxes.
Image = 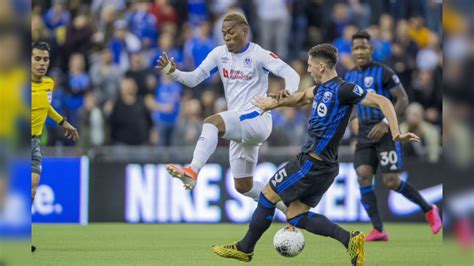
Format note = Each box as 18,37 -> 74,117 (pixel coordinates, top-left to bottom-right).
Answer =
302,77 -> 367,163
344,61 -> 400,124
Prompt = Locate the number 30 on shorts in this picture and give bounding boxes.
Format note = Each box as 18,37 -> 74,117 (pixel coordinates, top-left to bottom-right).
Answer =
380,151 -> 398,166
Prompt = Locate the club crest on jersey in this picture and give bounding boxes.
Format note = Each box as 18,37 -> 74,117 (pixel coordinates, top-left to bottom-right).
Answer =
364,76 -> 374,88
323,91 -> 332,103
353,85 -> 364,96
221,57 -> 229,64
244,57 -> 252,68
47,91 -> 52,103
317,103 -> 327,117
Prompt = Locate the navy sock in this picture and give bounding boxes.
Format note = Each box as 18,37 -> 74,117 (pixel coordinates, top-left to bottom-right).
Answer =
237,193 -> 275,253
288,212 -> 350,248
360,185 -> 384,231
396,181 -> 432,213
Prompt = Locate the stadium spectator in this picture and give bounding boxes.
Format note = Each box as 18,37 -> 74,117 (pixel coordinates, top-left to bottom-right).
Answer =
149,31 -> 183,69
79,92 -> 105,147
63,53 -> 92,129
149,0 -> 178,31
367,25 -> 392,63
183,21 -> 215,70
290,59 -> 314,92
43,0 -> 71,34
173,99 -> 203,146
89,47 -> 123,104
108,77 -> 152,145
333,24 -> 357,71
125,0 -> 157,49
400,102 -> 440,162
153,74 -> 183,146
254,0 -> 291,60
125,51 -> 156,98
410,69 -> 442,125
107,19 -> 142,71
91,0 -> 126,16
64,12 -> 94,66
408,16 -> 431,48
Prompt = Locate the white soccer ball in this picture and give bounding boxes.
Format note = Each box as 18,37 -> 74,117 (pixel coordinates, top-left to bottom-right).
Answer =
273,226 -> 305,257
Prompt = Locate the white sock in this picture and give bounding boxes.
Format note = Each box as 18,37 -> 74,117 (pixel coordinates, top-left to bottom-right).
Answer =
190,123 -> 219,173
243,180 -> 288,214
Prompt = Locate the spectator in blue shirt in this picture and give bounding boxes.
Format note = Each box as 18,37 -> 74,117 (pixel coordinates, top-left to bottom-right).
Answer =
183,21 -> 215,69
125,0 -> 158,49
153,74 -> 183,146
149,31 -> 184,70
43,0 -> 71,32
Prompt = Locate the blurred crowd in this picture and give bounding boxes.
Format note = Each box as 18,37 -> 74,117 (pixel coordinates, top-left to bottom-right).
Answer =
32,0 -> 442,162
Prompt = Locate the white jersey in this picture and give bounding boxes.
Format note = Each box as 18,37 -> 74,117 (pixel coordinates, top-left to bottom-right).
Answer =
170,42 -> 300,112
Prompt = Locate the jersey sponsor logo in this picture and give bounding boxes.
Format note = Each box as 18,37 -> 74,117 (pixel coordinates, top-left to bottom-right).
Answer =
364,76 -> 374,88
353,85 -> 364,96
244,57 -> 252,68
270,52 -> 279,59
392,74 -> 400,84
222,68 -> 252,80
317,103 -> 327,117
323,91 -> 333,103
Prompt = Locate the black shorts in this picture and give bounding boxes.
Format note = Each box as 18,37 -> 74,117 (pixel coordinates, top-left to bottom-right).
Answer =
269,153 -> 339,208
354,132 -> 403,173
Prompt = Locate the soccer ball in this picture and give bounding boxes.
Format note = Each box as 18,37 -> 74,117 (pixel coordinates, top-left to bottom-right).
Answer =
273,226 -> 305,257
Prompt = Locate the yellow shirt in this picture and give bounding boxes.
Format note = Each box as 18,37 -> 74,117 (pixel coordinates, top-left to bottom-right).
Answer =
31,76 -> 63,136
0,68 -> 28,139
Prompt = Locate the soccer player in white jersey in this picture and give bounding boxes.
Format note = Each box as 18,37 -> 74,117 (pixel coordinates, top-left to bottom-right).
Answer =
156,13 -> 300,212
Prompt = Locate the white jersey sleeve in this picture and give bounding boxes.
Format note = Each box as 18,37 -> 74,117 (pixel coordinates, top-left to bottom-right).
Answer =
260,50 -> 300,94
169,47 -> 220,88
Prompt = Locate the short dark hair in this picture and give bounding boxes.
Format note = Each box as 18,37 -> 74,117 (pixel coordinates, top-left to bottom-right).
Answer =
308,44 -> 338,69
352,31 -> 371,42
32,42 -> 51,53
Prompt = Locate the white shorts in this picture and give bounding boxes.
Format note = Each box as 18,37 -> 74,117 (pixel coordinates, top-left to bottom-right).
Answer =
219,110 -> 272,178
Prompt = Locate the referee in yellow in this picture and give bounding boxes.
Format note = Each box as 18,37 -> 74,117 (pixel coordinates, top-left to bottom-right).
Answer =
31,42 -> 79,252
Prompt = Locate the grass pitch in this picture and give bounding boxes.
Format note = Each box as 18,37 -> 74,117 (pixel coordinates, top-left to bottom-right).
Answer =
33,223 -> 442,265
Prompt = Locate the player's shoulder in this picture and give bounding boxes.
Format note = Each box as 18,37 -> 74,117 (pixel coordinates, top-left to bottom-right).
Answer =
211,45 -> 227,55
42,76 -> 55,88
252,43 -> 280,59
372,61 -> 394,73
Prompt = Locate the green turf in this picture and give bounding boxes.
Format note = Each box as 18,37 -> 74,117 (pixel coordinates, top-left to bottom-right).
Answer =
32,223 -> 442,265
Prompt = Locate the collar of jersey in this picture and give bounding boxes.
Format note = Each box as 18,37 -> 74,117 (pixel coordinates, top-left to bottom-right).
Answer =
321,76 -> 338,86
356,60 -> 374,71
233,42 -> 251,54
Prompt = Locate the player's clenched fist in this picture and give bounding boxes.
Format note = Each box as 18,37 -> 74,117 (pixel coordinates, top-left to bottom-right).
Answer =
155,51 -> 176,74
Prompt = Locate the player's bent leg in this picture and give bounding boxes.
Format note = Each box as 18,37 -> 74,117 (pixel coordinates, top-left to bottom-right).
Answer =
166,114 -> 226,190
356,166 -> 387,240
212,184 -> 280,261
286,202 -> 365,266
386,173 -> 442,234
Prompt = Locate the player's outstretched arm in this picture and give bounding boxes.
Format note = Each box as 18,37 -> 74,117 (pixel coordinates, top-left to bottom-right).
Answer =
155,50 -> 217,88
47,105 -> 79,141
253,86 -> 314,113
360,93 -> 420,144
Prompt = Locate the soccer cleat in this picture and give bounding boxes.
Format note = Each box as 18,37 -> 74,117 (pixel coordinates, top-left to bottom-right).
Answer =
211,242 -> 253,262
347,231 -> 365,266
425,205 -> 442,234
365,228 -> 389,241
166,164 -> 198,190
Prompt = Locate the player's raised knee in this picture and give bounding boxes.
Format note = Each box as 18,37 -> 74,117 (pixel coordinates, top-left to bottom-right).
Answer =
203,114 -> 225,133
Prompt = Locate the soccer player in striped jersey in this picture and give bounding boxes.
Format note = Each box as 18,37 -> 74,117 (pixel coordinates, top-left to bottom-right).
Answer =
31,42 -> 79,252
212,44 -> 420,265
344,31 -> 441,241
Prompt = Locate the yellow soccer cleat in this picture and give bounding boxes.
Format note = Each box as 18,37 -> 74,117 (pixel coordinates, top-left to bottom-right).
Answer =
348,231 -> 365,266
211,242 -> 253,262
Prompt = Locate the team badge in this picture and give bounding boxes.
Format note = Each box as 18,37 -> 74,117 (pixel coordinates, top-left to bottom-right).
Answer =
47,91 -> 52,104
353,85 -> 364,96
323,91 -> 332,103
244,57 -> 252,68
221,57 -> 229,64
364,76 -> 374,88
